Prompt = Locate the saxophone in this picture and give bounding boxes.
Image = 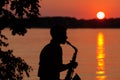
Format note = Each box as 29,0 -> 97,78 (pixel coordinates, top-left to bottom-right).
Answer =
65,41 -> 81,80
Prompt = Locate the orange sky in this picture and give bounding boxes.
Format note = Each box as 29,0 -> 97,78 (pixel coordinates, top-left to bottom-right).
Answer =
40,0 -> 120,19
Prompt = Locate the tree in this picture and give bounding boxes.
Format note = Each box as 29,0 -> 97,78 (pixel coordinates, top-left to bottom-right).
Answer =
0,0 -> 40,79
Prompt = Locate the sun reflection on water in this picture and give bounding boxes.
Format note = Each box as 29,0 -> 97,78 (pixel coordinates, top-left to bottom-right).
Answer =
96,32 -> 107,80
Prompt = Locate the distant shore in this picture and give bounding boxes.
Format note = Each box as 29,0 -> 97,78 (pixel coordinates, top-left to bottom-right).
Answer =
1,17 -> 120,28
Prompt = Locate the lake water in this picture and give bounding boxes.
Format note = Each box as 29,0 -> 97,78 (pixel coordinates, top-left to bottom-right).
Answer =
2,28 -> 120,80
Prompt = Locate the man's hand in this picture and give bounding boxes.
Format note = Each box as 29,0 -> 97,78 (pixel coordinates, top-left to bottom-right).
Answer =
69,61 -> 78,68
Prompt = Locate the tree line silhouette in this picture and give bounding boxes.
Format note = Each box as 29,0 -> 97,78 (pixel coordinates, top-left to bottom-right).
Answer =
0,0 -> 40,79
3,16 -> 120,28
20,17 -> 120,28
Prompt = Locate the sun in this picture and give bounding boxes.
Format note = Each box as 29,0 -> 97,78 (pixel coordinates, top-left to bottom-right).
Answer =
96,11 -> 105,19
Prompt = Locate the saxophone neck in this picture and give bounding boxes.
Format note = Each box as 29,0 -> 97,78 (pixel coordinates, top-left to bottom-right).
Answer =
66,41 -> 78,53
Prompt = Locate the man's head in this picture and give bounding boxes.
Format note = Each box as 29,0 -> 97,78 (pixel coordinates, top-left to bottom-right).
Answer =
50,25 -> 67,44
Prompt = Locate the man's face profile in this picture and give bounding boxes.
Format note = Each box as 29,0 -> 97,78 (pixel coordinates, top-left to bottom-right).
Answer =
50,25 -> 67,44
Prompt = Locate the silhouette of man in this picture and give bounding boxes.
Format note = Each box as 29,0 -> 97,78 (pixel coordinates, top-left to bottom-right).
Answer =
38,25 -> 78,80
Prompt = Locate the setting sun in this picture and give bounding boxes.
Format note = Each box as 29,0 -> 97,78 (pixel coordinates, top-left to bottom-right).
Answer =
96,11 -> 105,19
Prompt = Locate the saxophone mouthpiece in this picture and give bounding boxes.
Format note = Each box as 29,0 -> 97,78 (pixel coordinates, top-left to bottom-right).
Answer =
66,41 -> 71,45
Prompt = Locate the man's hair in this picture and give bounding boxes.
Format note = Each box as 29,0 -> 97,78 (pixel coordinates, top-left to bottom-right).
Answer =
50,24 -> 67,38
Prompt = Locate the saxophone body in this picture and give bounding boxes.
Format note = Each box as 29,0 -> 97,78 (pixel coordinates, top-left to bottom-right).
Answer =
65,41 -> 81,80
